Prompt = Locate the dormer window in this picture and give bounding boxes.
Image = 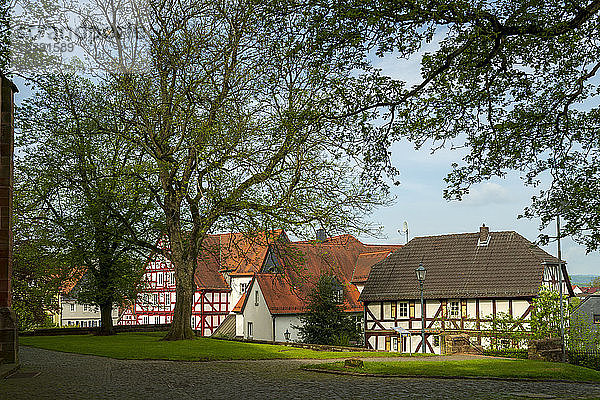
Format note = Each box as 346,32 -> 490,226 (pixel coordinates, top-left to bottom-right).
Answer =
477,224 -> 491,246
261,248 -> 280,273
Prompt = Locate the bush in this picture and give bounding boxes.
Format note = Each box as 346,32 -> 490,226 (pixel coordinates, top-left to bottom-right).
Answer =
483,348 -> 528,359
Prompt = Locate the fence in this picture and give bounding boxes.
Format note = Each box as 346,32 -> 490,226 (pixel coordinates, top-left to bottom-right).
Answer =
567,348 -> 600,371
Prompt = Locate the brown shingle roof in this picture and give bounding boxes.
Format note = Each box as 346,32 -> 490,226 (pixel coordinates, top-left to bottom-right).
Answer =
359,230 -> 565,302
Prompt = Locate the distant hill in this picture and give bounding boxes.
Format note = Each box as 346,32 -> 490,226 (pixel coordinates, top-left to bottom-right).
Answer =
570,274 -> 599,286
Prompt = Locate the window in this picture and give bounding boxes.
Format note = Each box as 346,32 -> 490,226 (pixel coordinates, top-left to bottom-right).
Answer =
399,302 -> 408,318
158,272 -> 163,285
594,314 -> 600,324
255,290 -> 259,306
68,321 -> 73,326
247,322 -> 253,338
433,335 -> 440,347
170,272 -> 175,285
153,293 -> 158,305
449,301 -> 460,318
240,282 -> 249,294
83,304 -> 89,312
143,316 -> 149,324
70,303 -> 75,312
165,293 -> 171,306
391,302 -> 397,319
332,279 -> 344,304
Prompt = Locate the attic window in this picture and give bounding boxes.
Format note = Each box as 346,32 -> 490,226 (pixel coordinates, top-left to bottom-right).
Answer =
594,314 -> 600,324
261,249 -> 280,273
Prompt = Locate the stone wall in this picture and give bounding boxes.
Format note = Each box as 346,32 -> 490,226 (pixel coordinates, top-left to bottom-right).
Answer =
443,333 -> 484,355
528,337 -> 563,362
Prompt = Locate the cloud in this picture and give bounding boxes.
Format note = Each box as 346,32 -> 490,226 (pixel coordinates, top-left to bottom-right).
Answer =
461,182 -> 512,207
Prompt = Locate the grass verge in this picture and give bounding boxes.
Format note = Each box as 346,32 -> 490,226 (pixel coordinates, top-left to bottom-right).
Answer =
307,359 -> 600,382
19,332 -> 430,361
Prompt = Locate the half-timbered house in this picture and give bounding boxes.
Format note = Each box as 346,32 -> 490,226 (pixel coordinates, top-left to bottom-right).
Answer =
359,225 -> 574,354
118,237 -> 231,336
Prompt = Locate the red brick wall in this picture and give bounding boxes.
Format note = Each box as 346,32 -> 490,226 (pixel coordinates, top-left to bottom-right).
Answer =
0,77 -> 13,308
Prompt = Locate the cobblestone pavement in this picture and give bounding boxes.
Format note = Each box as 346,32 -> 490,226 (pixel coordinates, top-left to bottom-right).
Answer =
2,347 -> 600,400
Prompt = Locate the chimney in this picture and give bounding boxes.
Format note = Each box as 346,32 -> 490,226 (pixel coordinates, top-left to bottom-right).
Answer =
316,228 -> 327,242
478,224 -> 490,245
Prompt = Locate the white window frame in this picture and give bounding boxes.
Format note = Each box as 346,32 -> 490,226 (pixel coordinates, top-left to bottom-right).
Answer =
247,321 -> 253,338
153,293 -> 158,305
158,272 -> 163,285
143,316 -> 149,324
70,303 -> 75,312
165,293 -> 171,306
449,301 -> 460,319
398,302 -> 408,318
83,304 -> 89,312
240,282 -> 249,294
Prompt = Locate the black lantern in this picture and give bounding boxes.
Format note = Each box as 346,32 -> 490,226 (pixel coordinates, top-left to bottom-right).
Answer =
415,263 -> 426,284
284,329 -> 291,341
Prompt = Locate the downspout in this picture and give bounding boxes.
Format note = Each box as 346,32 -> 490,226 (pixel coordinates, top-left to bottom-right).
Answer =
363,302 -> 368,349
272,316 -> 276,343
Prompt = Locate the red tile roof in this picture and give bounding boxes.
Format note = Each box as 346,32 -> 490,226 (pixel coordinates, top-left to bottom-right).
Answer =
351,251 -> 394,284
213,230 -> 286,276
250,273 -> 363,315
60,267 -> 87,295
236,235 -> 399,314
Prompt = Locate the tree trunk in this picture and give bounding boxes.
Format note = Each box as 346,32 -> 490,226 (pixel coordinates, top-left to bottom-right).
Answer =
162,256 -> 196,340
97,302 -> 115,336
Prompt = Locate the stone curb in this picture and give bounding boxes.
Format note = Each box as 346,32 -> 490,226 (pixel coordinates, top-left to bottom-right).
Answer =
0,362 -> 20,379
302,367 -> 600,385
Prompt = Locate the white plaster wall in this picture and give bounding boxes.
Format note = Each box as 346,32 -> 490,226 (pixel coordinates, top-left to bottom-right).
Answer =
235,313 -> 244,337
273,315 -> 303,342
61,298 -> 119,326
466,299 -> 477,318
496,300 -> 509,314
229,276 -> 253,312
242,280 -> 274,341
367,303 -> 380,320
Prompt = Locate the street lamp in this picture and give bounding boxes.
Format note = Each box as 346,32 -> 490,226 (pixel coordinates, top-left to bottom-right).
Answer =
416,262 -> 427,354
284,329 -> 291,342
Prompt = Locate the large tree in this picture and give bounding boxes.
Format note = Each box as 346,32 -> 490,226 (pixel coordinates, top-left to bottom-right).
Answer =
14,0 -> 392,340
300,0 -> 600,251
16,73 -> 158,334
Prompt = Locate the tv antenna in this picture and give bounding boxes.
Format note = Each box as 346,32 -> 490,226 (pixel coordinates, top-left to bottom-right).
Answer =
398,221 -> 409,244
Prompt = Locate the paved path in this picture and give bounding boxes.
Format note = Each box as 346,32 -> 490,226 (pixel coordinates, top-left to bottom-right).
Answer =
2,347 -> 600,400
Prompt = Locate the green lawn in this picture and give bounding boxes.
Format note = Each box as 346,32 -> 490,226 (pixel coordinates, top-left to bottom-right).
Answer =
19,332 -> 424,361
309,359 -> 600,383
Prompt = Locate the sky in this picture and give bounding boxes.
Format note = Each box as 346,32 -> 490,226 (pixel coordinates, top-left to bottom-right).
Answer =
355,50 -> 600,277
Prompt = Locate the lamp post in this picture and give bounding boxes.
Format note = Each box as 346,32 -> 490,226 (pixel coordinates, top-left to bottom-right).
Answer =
557,214 -> 565,362
416,263 -> 427,354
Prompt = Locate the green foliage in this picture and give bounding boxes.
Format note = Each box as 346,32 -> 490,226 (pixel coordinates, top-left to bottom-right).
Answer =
530,287 -> 570,340
488,311 -> 527,348
15,73 -> 159,332
296,274 -> 360,346
592,277 -> 600,288
302,0 -> 600,251
10,236 -> 69,331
